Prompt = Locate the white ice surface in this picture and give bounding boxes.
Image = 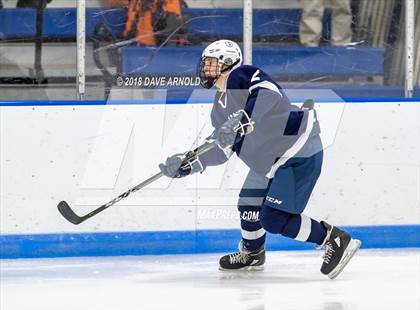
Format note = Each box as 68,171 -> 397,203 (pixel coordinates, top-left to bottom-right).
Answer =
1,249 -> 419,310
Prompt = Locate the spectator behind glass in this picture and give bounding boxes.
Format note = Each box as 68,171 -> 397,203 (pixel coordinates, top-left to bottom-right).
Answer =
299,0 -> 352,47
122,0 -> 187,46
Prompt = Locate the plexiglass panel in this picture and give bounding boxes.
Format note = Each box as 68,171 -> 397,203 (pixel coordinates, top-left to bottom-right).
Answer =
0,0 -> 419,100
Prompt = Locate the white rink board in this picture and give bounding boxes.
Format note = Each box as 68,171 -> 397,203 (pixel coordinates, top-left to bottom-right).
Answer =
0,101 -> 419,234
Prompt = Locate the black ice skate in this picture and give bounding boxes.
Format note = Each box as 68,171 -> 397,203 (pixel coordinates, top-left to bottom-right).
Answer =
320,221 -> 361,279
219,243 -> 265,271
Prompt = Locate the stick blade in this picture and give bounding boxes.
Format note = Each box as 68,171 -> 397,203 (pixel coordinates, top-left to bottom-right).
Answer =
57,201 -> 84,225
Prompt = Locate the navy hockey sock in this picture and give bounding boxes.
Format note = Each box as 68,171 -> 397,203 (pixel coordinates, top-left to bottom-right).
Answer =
260,205 -> 326,245
238,205 -> 266,251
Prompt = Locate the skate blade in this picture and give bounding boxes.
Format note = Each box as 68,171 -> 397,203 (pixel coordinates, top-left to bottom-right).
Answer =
219,265 -> 264,272
328,239 -> 361,280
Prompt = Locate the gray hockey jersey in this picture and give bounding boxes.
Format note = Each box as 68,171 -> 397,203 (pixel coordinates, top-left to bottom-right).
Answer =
199,65 -> 322,178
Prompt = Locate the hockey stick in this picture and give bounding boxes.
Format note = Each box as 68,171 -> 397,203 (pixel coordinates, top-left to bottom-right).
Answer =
58,142 -> 216,225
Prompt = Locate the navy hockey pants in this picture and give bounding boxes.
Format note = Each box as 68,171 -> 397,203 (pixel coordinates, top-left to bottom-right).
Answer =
237,151 -> 327,251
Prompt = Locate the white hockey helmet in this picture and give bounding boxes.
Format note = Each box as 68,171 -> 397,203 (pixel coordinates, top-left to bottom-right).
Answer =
197,40 -> 243,88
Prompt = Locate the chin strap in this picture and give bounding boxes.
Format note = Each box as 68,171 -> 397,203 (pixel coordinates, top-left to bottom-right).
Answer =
220,59 -> 240,74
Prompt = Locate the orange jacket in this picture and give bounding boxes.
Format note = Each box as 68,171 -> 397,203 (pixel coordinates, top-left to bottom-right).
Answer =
124,0 -> 181,46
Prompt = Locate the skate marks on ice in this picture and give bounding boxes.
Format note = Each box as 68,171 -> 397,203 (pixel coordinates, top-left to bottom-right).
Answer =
1,249 -> 419,310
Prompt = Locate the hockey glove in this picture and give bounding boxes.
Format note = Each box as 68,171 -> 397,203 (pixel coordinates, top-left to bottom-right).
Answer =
216,109 -> 254,149
159,152 -> 204,178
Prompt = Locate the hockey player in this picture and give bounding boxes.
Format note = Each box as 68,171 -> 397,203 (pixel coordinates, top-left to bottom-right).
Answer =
159,40 -> 361,279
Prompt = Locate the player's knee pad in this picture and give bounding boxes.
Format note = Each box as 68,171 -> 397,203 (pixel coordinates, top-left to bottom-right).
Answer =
260,205 -> 301,238
259,205 -> 288,234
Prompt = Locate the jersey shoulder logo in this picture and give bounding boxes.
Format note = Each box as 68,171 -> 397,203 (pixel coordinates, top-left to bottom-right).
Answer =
251,70 -> 261,83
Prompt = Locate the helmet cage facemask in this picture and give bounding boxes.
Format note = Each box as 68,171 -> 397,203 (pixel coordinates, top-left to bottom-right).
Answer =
197,56 -> 240,89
